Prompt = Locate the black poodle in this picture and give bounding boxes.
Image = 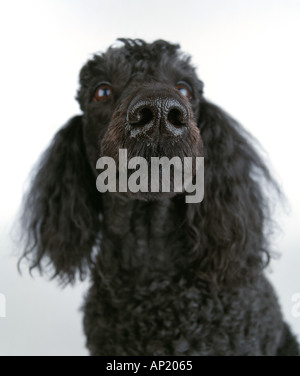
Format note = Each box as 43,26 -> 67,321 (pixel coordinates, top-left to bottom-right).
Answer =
20,39 -> 299,356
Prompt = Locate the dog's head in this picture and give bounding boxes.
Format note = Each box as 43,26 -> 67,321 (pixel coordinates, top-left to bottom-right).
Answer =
20,38 -> 277,284
77,39 -> 204,200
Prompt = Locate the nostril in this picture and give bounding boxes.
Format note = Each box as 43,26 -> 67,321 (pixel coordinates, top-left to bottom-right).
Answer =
128,107 -> 153,127
167,108 -> 187,127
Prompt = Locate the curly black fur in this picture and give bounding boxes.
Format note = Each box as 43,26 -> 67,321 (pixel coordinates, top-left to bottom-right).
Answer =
20,39 -> 299,355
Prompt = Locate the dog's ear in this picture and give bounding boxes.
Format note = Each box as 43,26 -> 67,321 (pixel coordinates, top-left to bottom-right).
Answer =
185,100 -> 279,285
19,116 -> 102,284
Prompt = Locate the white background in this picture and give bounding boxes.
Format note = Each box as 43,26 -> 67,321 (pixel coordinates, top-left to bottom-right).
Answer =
0,0 -> 299,356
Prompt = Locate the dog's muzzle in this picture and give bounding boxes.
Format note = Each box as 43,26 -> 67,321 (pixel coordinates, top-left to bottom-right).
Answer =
126,89 -> 190,139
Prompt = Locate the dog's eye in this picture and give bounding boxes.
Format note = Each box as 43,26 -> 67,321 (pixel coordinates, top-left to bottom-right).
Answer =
93,84 -> 112,102
175,82 -> 192,100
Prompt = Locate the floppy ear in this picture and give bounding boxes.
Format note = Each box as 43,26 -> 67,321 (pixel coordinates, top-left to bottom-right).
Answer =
19,116 -> 102,284
185,100 -> 279,285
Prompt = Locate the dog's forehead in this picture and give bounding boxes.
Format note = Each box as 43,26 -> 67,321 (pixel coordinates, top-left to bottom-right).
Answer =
113,46 -> 194,76
86,45 -> 198,87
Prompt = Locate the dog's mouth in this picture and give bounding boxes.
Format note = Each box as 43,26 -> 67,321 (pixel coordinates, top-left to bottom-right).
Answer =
98,86 -> 204,202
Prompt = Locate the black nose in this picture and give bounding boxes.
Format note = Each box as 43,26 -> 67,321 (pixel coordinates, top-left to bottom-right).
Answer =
126,91 -> 190,138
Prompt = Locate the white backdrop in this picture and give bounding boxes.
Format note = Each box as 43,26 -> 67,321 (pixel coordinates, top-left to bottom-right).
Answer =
0,0 -> 299,356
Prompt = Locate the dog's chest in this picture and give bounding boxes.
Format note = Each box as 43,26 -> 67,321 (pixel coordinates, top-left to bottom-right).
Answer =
103,197 -> 185,272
